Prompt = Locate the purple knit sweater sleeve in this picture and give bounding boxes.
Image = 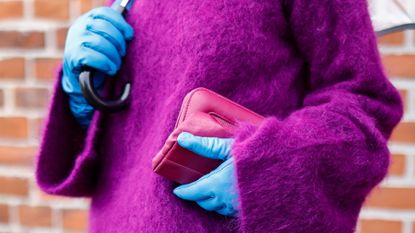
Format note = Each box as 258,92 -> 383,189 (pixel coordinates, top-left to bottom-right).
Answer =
35,68 -> 104,196
231,1 -> 403,232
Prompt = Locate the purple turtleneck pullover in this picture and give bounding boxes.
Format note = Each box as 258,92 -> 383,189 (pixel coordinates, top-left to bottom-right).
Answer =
35,0 -> 403,232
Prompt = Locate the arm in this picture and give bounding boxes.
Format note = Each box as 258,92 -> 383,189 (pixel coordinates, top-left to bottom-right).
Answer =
35,69 -> 104,196
229,0 -> 402,232
35,1 -> 133,196
61,0 -> 134,128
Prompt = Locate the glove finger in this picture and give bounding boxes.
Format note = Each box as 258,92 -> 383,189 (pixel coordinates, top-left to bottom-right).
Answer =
68,93 -> 94,115
87,17 -> 127,56
173,176 -> 214,202
177,132 -> 234,160
74,46 -> 118,76
173,158 -> 233,201
197,197 -> 225,212
82,32 -> 122,70
89,7 -> 134,40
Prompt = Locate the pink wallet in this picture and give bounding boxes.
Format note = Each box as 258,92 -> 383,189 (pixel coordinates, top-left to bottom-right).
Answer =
152,87 -> 265,184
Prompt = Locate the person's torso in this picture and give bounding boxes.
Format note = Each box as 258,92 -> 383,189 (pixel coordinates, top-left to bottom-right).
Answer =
89,0 -> 307,232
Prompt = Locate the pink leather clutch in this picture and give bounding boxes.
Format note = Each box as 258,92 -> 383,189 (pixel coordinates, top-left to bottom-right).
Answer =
152,87 -> 264,184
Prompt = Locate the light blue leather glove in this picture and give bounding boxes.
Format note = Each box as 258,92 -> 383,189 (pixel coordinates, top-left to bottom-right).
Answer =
62,0 -> 134,127
173,132 -> 239,217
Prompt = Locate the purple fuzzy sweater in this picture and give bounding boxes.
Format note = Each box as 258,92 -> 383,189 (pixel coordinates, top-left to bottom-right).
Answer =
35,0 -> 403,232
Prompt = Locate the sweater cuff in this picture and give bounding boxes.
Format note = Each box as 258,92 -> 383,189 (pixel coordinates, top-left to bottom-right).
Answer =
35,66 -> 105,197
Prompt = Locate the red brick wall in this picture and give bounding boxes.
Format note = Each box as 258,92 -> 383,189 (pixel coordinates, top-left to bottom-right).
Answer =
355,32 -> 415,233
0,1 -> 414,233
0,0 -> 104,232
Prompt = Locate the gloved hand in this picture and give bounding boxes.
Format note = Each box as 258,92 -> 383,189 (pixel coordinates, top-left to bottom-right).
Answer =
173,132 -> 239,217
61,0 -> 134,127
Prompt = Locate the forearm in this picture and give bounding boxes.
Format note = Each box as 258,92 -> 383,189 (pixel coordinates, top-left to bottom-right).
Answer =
229,0 -> 403,231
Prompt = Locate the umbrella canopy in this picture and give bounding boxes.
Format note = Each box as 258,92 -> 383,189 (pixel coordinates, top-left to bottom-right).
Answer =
369,0 -> 415,35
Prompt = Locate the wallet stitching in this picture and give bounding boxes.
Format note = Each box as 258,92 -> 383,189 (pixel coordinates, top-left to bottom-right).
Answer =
181,89 -> 196,123
199,88 -> 264,118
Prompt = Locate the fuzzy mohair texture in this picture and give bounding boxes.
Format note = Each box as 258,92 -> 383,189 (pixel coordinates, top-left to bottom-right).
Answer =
35,0 -> 403,232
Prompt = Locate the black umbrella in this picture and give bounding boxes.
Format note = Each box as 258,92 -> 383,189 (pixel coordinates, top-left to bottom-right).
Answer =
370,0 -> 415,36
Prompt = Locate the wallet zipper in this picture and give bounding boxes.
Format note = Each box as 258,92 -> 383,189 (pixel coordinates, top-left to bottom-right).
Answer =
208,112 -> 237,129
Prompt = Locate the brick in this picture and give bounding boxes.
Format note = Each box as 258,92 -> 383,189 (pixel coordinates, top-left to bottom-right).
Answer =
390,122 -> 415,143
0,31 -> 45,49
388,154 -> 405,176
0,177 -> 29,197
0,146 -> 36,167
35,58 -> 62,81
80,0 -> 94,14
366,187 -> 415,209
398,89 -> 407,112
0,117 -> 28,139
34,0 -> 69,20
0,204 -> 8,223
382,55 -> 415,77
18,205 -> 52,227
0,58 -> 25,80
378,31 -> 405,46
31,117 -> 45,140
0,1 -> 23,19
15,87 -> 50,109
56,27 -> 68,50
360,219 -> 402,233
62,209 -> 88,231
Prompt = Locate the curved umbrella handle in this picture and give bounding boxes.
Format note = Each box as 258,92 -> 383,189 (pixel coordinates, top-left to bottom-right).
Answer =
79,0 -> 133,112
376,23 -> 415,37
79,69 -> 131,112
